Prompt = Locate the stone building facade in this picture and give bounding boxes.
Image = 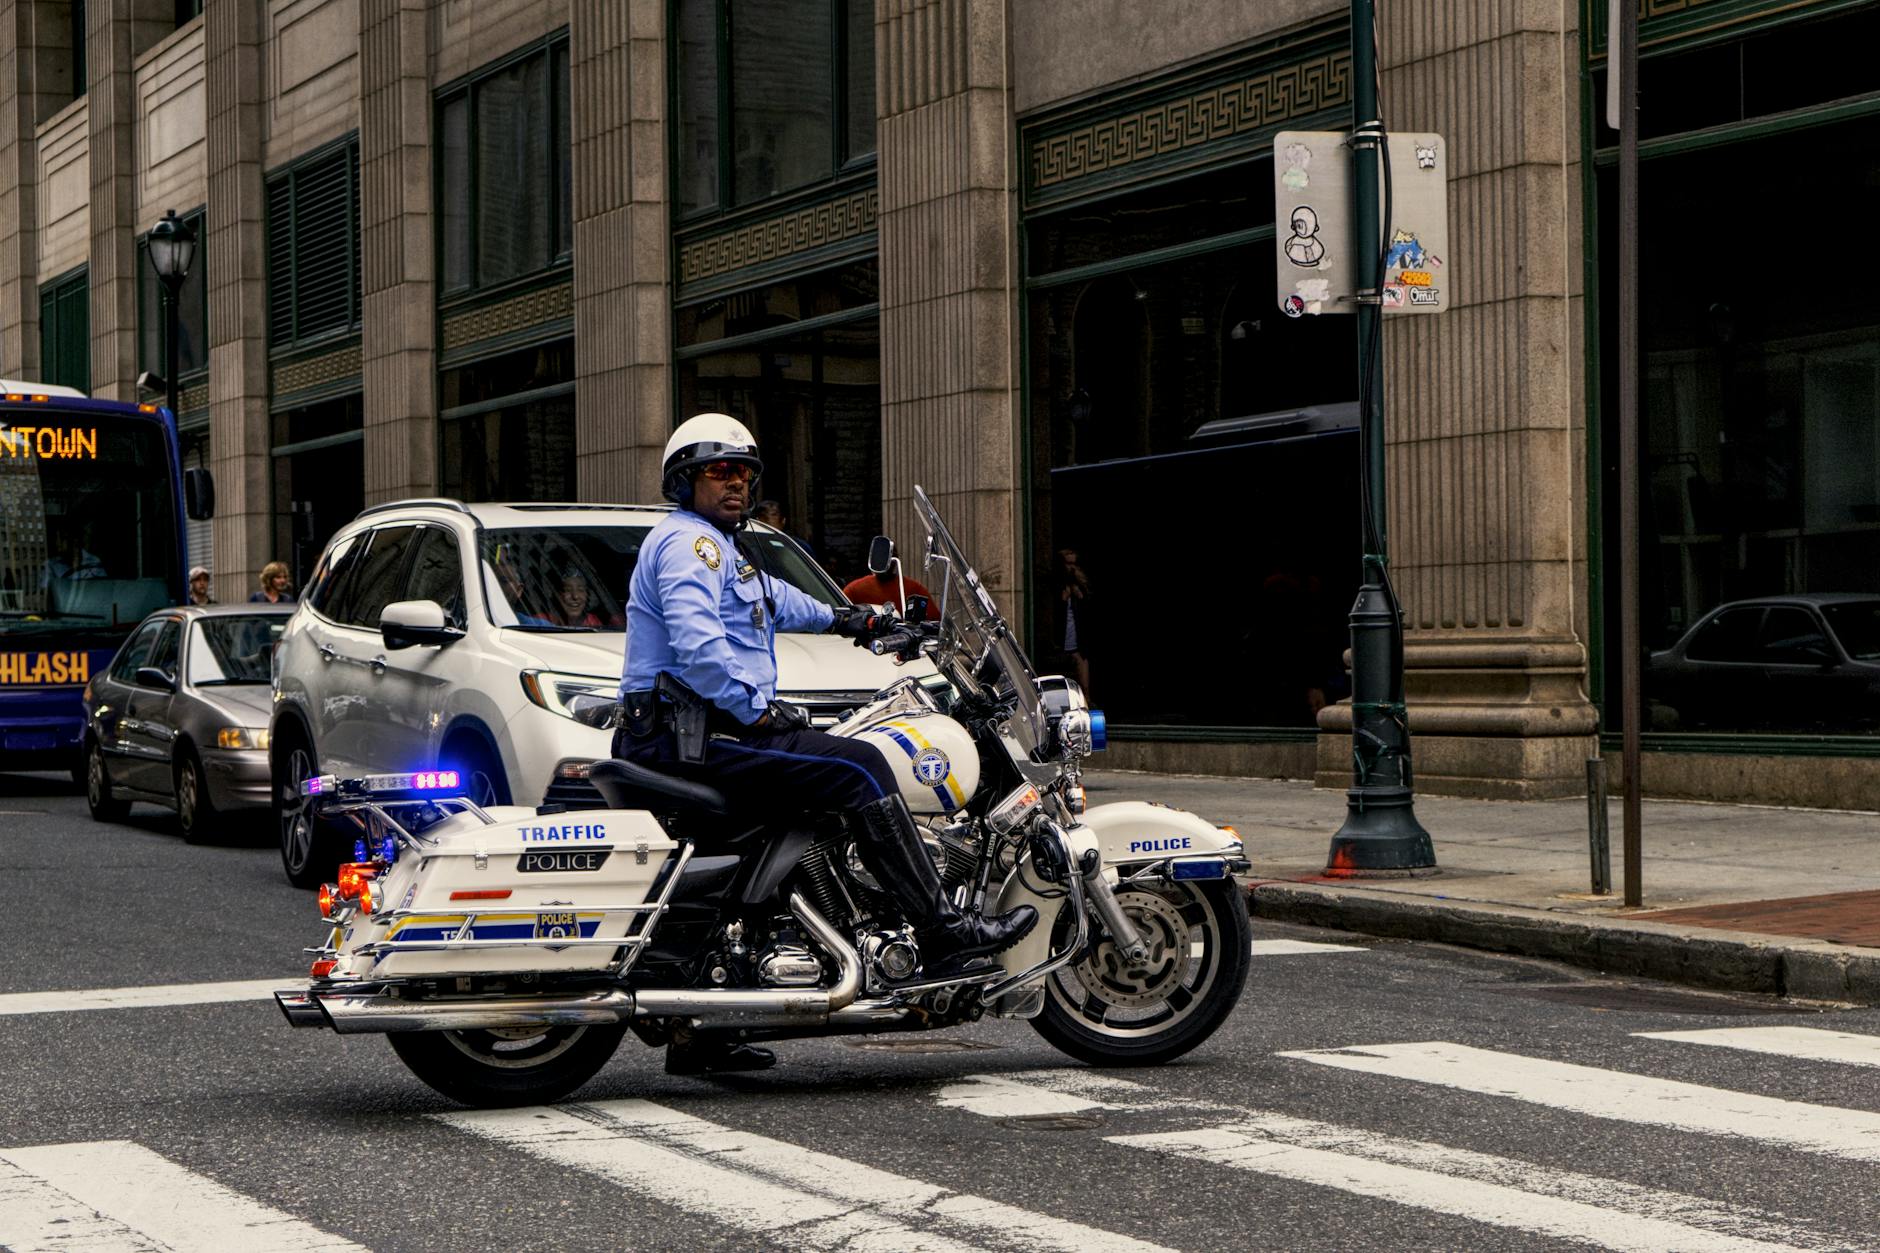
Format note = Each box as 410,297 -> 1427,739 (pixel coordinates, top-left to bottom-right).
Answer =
3,0 -> 1876,807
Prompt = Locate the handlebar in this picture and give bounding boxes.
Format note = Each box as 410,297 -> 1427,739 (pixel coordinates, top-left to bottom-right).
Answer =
869,626 -> 927,657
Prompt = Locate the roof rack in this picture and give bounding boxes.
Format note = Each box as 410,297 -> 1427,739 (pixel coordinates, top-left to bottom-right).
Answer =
354,498 -> 474,520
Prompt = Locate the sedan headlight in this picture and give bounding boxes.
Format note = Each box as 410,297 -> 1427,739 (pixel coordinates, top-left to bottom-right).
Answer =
520,670 -> 618,722
216,727 -> 269,750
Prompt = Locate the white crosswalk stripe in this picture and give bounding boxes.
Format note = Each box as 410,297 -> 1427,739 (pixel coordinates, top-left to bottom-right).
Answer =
1281,1041 -> 1880,1162
436,1101 -> 1173,1253
932,1069 -> 1851,1252
1250,938 -> 1368,955
0,1141 -> 364,1252
1638,1026 -> 1880,1068
0,978 -> 305,1017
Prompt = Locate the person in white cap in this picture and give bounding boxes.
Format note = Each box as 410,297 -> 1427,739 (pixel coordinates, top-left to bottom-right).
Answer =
188,566 -> 214,606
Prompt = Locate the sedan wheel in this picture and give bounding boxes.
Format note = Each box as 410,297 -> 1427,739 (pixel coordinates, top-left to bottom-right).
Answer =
85,738 -> 130,822
176,750 -> 218,845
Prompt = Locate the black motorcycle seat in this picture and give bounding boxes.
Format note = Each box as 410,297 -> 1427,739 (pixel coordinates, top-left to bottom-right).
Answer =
588,758 -> 729,817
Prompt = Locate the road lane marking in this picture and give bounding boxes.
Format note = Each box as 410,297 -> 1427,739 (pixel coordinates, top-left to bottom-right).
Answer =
1113,1119 -> 1822,1253
1251,938 -> 1368,955
0,978 -> 305,1017
1639,1026 -> 1880,1068
0,1141 -> 364,1252
938,1072 -> 1837,1252
437,1103 -> 1171,1253
1281,1041 -> 1880,1162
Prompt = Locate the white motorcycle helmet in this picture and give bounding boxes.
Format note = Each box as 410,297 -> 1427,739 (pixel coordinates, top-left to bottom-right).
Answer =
661,412 -> 763,507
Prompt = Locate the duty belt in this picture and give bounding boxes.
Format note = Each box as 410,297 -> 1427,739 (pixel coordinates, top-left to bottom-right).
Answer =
619,673 -> 744,763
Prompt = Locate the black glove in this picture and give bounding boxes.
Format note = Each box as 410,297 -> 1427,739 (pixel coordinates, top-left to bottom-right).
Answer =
760,700 -> 810,732
829,605 -> 897,645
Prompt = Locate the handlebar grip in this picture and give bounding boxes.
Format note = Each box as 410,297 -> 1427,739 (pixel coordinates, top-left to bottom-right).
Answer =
869,627 -> 923,656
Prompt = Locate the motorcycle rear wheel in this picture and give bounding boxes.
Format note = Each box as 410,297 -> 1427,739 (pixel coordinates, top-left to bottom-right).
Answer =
1029,878 -> 1250,1067
388,1023 -> 627,1107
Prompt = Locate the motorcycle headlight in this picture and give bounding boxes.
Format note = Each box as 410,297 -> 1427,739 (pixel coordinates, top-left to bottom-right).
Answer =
1059,708 -> 1093,756
520,670 -> 618,722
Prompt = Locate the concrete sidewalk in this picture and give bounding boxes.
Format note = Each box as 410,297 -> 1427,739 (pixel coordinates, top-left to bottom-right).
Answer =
1085,767 -> 1880,1004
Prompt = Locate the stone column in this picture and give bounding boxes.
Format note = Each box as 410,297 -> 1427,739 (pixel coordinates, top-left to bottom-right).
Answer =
205,0 -> 273,584
877,0 -> 1022,617
357,0 -> 434,504
1316,4 -> 1596,799
0,1 -> 47,377
572,0 -> 667,503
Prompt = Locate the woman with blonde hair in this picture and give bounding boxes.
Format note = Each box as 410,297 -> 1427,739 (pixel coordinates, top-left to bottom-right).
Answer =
249,560 -> 295,604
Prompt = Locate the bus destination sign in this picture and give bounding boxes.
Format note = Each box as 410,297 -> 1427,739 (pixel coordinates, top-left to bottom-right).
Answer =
0,427 -> 99,460
0,651 -> 98,685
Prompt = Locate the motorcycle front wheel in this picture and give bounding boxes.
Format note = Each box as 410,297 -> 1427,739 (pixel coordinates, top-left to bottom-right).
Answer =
388,1024 -> 627,1107
1030,878 -> 1250,1067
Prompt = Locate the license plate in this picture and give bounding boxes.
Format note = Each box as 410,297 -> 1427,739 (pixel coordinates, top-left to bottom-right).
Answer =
535,912 -> 579,940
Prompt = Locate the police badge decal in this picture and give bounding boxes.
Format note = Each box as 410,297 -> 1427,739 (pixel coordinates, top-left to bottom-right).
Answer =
694,535 -> 722,570
912,748 -> 952,786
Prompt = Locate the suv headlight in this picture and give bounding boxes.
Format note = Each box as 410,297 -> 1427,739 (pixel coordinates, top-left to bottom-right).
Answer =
520,670 -> 618,722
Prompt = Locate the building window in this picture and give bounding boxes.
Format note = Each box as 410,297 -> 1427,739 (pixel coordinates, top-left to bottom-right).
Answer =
676,260 -> 881,575
174,0 -> 202,24
1598,112 -> 1880,738
674,0 -> 875,219
1025,163 -> 1358,730
439,340 -> 576,502
272,393 -> 364,587
265,137 -> 362,352
138,207 -> 209,385
38,267 -> 90,393
70,0 -> 85,100
436,34 -> 572,298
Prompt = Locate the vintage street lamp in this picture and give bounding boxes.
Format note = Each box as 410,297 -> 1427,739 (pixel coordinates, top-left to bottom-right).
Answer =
146,208 -> 197,418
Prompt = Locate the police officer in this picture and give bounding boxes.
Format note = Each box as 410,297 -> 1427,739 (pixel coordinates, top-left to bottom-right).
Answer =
615,413 -> 1038,1074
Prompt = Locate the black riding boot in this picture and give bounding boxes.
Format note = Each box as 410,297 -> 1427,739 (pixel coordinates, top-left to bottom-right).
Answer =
854,795 -> 1038,967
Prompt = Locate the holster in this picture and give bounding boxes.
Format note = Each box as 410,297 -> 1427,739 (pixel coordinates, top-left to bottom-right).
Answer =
656,672 -> 710,764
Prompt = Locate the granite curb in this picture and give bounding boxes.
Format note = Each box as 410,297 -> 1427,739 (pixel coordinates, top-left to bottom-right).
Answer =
1249,880 -> 1880,1005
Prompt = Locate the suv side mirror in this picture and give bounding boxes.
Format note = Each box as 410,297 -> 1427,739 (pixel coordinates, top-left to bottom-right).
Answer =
381,599 -> 464,651
134,666 -> 176,692
867,535 -> 894,575
184,467 -> 215,521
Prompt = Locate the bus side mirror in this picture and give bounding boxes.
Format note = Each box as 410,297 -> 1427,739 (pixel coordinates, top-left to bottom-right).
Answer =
185,467 -> 216,521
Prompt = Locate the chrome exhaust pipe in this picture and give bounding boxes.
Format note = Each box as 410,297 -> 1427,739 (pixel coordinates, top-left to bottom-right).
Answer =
299,892 -> 862,1034
633,891 -> 863,1028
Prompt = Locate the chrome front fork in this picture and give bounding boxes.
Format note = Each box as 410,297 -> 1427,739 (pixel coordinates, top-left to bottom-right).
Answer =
1079,845 -> 1150,965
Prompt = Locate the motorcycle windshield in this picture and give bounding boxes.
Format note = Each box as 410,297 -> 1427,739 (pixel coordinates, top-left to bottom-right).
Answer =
911,485 -> 1050,757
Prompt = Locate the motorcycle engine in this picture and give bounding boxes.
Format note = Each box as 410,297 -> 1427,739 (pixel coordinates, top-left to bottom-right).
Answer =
757,943 -> 824,987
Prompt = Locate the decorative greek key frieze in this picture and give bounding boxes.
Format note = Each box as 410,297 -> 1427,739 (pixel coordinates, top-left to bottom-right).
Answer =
679,190 -> 878,286
1030,50 -> 1351,192
441,283 -> 575,353
271,344 -> 362,398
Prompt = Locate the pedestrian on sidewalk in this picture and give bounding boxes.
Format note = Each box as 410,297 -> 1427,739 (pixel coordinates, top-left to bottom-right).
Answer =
249,561 -> 295,604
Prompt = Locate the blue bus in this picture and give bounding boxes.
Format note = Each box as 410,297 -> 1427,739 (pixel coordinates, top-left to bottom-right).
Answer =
0,382 -> 209,777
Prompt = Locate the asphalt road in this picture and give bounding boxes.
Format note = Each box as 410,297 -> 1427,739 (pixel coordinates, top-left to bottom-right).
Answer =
7,774 -> 1880,1252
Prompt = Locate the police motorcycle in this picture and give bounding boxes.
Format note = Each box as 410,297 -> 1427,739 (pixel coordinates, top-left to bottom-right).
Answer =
275,485 -> 1250,1107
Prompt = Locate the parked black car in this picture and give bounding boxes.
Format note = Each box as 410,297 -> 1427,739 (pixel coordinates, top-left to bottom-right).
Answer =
1647,595 -> 1880,733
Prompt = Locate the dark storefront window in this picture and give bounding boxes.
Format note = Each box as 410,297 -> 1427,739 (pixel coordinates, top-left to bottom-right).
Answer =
673,0 -> 875,219
272,394 -> 364,589
265,138 -> 362,351
1598,114 -> 1880,736
1026,162 -> 1358,729
439,340 -> 576,502
437,34 -> 572,297
677,262 -> 881,578
138,207 -> 208,384
38,267 -> 90,394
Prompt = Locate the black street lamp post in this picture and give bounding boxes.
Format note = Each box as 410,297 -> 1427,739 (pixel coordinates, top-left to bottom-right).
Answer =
145,209 -> 196,418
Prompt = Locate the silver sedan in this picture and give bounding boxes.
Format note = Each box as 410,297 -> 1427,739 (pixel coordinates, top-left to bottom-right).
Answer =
83,603 -> 293,841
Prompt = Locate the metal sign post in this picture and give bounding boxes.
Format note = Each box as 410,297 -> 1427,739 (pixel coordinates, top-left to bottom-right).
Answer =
1273,1 -> 1444,875
1616,0 -> 1643,907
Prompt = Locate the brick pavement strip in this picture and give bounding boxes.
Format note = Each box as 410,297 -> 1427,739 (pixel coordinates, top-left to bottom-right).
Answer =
1634,890 -> 1880,948
1249,880 -> 1880,1006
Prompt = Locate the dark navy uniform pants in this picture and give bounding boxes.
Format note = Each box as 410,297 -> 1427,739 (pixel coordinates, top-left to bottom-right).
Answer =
611,722 -> 898,815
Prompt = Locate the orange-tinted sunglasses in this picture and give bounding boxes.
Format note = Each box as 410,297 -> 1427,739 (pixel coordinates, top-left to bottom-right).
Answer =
700,460 -> 755,483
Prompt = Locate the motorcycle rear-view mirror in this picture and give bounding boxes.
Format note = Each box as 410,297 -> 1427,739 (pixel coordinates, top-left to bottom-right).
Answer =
866,535 -> 894,575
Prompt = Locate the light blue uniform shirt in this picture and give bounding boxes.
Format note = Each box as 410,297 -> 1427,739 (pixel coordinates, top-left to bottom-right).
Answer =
620,509 -> 835,724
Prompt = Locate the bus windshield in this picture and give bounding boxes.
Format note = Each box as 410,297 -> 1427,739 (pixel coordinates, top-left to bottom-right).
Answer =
0,409 -> 181,638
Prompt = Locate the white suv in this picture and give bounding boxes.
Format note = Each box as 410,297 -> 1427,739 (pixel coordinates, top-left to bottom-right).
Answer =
269,499 -> 917,886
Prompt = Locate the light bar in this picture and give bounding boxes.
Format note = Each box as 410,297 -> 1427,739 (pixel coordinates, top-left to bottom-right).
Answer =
363,770 -> 466,796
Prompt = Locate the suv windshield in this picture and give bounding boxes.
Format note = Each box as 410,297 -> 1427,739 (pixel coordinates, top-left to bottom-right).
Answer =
188,614 -> 286,685
479,523 -> 845,631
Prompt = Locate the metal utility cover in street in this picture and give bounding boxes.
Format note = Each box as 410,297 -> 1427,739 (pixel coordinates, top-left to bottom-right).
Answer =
1273,130 -> 1451,317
